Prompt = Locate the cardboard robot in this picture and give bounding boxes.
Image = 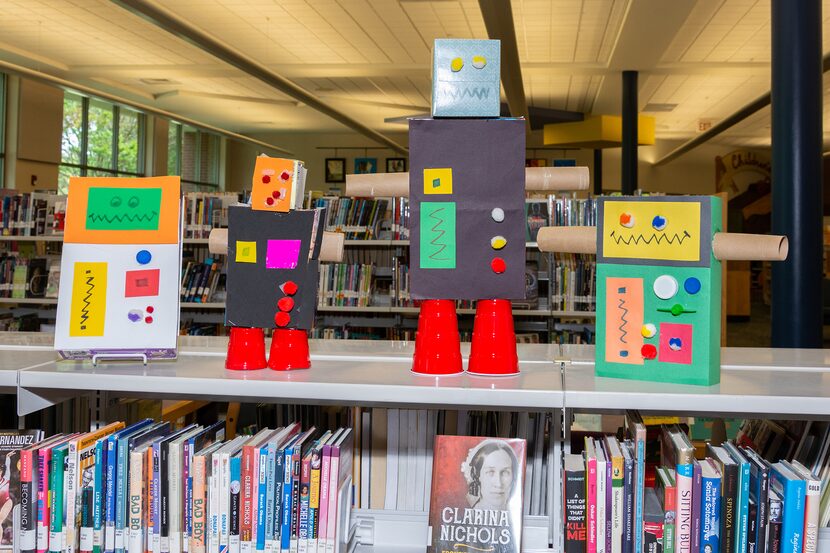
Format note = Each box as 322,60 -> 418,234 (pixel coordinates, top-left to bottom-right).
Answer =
347,39 -> 590,376
537,195 -> 788,385
55,176 -> 182,362
209,156 -> 344,370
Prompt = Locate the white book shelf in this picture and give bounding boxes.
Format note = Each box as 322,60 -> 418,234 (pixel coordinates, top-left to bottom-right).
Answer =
5,333 -> 830,552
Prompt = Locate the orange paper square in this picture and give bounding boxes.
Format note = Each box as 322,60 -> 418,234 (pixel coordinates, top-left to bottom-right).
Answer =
63,176 -> 181,244
251,157 -> 294,212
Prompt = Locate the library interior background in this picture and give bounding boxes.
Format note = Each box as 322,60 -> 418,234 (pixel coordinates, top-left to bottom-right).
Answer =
1,1 -> 830,552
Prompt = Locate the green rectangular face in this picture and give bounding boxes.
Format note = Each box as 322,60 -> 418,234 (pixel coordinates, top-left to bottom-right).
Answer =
85,187 -> 162,231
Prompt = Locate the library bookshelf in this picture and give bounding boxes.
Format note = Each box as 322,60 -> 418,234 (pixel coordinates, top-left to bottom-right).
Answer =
4,333 -> 830,551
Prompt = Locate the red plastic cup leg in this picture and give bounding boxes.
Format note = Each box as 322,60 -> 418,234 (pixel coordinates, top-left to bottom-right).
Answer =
467,299 -> 519,376
268,329 -> 311,371
412,299 -> 463,375
225,327 -> 267,370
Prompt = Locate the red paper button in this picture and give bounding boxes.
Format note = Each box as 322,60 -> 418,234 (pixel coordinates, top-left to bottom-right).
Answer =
274,312 -> 291,327
490,257 -> 506,274
145,316 -> 154,324
278,297 -> 295,312
641,344 -> 657,360
281,281 -> 298,295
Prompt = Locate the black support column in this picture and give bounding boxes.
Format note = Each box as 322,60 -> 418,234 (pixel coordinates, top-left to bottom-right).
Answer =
593,149 -> 603,195
771,0 -> 824,347
621,70 -> 638,195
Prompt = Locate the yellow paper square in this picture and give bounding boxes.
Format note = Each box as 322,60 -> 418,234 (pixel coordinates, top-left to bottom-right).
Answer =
423,168 -> 453,195
602,200 -> 701,262
235,241 -> 257,263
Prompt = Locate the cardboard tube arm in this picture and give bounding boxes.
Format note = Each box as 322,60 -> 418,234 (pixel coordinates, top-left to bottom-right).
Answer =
712,233 -> 789,261
525,166 -> 589,191
345,166 -> 590,197
536,226 -> 597,254
345,172 -> 408,197
208,228 -> 346,262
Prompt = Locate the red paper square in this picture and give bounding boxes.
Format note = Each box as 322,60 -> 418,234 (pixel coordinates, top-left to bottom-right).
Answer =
658,323 -> 693,365
125,268 -> 160,297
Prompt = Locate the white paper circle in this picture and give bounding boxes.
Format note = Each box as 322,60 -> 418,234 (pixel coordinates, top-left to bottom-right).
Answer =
491,207 -> 505,222
653,275 -> 679,300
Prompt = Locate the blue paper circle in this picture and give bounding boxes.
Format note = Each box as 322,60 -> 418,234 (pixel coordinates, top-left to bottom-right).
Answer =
136,250 -> 152,265
684,277 -> 701,295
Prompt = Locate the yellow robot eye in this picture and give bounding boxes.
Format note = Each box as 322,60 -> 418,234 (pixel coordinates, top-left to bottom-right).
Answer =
472,55 -> 487,69
451,57 -> 464,72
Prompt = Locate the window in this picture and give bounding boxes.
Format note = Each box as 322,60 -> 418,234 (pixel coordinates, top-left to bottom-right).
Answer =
0,73 -> 6,188
168,121 -> 221,189
59,92 -> 145,193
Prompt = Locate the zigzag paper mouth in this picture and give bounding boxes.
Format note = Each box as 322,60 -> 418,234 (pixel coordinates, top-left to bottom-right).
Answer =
609,229 -> 691,246
87,211 -> 158,224
437,86 -> 492,100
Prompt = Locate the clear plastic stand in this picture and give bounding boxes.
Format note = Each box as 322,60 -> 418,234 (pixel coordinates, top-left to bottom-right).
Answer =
91,353 -> 148,366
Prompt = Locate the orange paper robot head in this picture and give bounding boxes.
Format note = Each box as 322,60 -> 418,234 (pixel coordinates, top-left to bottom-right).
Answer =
251,156 -> 305,212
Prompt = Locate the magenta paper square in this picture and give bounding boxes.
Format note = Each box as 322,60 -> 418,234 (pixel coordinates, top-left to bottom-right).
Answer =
265,239 -> 301,269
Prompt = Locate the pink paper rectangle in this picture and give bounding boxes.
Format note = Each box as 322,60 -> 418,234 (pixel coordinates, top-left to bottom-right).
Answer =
659,323 -> 693,364
265,239 -> 301,269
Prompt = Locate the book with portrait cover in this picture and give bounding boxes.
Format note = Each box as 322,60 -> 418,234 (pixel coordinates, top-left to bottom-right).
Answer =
428,436 -> 526,553
1,430 -> 44,551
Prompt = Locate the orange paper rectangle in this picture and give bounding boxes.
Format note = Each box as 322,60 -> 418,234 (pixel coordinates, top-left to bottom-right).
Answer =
604,277 -> 644,364
250,157 -> 294,212
63,176 -> 181,244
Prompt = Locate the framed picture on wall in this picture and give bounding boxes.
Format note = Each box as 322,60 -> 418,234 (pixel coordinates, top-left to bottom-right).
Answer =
525,158 -> 547,167
354,157 -> 378,174
325,158 -> 346,183
386,158 -> 407,173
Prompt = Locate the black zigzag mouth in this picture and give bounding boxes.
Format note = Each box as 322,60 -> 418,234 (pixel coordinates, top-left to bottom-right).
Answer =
608,229 -> 691,246
87,211 -> 158,224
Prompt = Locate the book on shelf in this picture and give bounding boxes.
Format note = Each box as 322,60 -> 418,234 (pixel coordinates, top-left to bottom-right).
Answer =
1,430 -> 45,552
180,258 -> 223,304
182,193 -> 240,240
0,191 -> 67,237
428,435 -> 526,553
309,197 -> 390,240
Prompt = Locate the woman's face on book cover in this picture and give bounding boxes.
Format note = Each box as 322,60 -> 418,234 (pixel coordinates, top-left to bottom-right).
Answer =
478,449 -> 513,509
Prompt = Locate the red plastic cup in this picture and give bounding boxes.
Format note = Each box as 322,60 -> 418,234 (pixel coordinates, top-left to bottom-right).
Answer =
467,299 -> 519,376
412,299 -> 463,375
225,327 -> 267,370
268,329 -> 311,371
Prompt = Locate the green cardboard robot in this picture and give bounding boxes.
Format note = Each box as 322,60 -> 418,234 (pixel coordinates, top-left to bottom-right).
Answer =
538,195 -> 788,386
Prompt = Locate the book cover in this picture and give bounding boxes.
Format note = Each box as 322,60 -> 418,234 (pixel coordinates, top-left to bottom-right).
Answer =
785,460 -> 818,553
563,453 -> 587,553
643,488 -> 664,553
654,467 -> 675,553
767,488 -> 783,553
427,436 -> 526,553
707,446 -> 737,553
625,412 -> 646,553
722,443 -> 749,553
741,447 -> 768,553
1,430 -> 43,551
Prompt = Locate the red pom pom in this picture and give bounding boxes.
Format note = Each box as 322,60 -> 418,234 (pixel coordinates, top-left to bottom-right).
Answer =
145,316 -> 154,324
274,311 -> 291,327
262,174 -> 271,184
280,281 -> 298,295
278,297 -> 295,312
272,190 -> 281,199
280,171 -> 290,182
490,257 -> 506,274
146,306 -> 154,314
641,344 -> 657,360
266,197 -> 275,206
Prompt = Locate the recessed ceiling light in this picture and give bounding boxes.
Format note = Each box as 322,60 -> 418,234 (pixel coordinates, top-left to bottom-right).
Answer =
140,78 -> 180,85
643,103 -> 677,112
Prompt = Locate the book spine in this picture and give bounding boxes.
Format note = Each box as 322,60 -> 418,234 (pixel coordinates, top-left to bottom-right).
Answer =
662,481 -> 675,553
230,457 -> 241,553
184,442 -> 193,553
611,458 -> 623,553
290,447 -> 302,553
675,464 -> 693,553
81,487 -> 95,553
264,446 -> 276,553
66,440 -> 79,553
720,465 -> 737,553
241,446 -> 253,553
128,450 -> 144,553
622,458 -> 633,553
564,468 -> 587,553
37,448 -> 51,553
775,476 -> 804,553
298,456 -> 311,553
308,458 -> 322,553
105,440 -> 118,553
596,459 -> 606,553
94,440 -> 107,553
145,448 -> 154,553
272,449 -> 284,552
280,448 -> 293,552
220,453 -> 230,553
152,444 -> 161,553
691,462 -> 701,553
169,445 -> 182,553
587,456 -> 597,553
191,457 -> 206,553
48,449 -> 65,553
701,475 -> 721,553
256,447 -> 268,553
635,435 -> 645,553
644,519 -> 664,553
323,449 -> 340,553
317,446 -> 331,553
116,440 -> 131,553
736,463 -> 749,553
754,469 -> 768,553
746,500 -> 757,553
21,448 -> 37,553
801,476 -> 820,553
767,493 -> 782,553
605,460 -> 612,553
208,454 -> 219,553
